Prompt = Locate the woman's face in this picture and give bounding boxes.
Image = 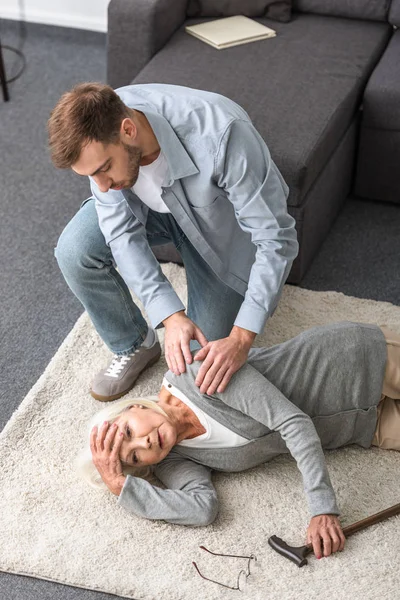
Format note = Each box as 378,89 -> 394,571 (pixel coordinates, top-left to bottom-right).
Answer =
114,404 -> 176,467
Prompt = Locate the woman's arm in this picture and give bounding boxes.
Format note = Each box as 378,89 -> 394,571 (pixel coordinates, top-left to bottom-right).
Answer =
117,451 -> 219,526
211,361 -> 340,518
211,361 -> 346,556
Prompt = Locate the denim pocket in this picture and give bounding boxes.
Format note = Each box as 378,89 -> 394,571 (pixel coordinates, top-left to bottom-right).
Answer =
80,196 -> 93,209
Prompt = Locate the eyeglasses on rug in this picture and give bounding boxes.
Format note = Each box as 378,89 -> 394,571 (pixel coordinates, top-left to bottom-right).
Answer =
192,545 -> 257,591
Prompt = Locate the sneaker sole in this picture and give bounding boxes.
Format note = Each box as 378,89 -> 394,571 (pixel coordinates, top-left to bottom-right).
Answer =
90,349 -> 161,402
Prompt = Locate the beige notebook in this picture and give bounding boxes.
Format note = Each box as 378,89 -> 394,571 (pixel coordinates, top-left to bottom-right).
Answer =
185,15 -> 276,50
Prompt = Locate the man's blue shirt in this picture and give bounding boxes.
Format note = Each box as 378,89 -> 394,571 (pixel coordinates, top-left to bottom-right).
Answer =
90,83 -> 299,334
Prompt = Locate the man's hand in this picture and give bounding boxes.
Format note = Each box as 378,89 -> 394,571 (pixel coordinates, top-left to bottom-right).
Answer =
306,514 -> 346,559
163,311 -> 209,376
90,421 -> 126,496
193,326 -> 256,395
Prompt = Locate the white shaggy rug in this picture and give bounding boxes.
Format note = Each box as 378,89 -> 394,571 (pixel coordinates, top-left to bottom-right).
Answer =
1,263 -> 400,600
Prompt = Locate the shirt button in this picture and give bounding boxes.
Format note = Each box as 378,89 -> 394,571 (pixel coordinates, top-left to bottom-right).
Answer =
167,384 -> 172,388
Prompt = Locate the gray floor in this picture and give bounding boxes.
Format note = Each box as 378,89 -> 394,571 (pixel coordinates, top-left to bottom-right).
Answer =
1,17 -> 400,600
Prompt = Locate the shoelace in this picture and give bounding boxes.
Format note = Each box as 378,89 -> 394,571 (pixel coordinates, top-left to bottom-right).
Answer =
105,349 -> 141,378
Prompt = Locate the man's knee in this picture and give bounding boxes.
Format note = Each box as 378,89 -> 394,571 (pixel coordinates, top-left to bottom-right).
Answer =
54,198 -> 108,275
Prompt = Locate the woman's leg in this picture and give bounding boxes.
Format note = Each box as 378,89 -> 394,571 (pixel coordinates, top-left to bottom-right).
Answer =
371,327 -> 400,450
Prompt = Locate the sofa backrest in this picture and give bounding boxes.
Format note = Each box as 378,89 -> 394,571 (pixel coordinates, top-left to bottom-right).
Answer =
186,0 -> 292,22
292,0 -> 391,22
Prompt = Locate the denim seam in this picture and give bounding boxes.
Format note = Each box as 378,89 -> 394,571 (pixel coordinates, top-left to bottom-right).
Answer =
147,230 -> 186,252
175,232 -> 187,251
147,232 -> 170,241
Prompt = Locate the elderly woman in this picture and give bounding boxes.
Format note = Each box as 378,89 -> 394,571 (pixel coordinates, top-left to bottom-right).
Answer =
77,321 -> 400,561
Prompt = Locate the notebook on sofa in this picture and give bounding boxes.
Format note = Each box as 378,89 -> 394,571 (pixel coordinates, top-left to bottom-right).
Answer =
185,15 -> 276,50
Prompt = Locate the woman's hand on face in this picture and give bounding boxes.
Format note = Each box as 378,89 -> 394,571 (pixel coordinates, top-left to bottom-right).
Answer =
306,514 -> 346,559
90,421 -> 126,496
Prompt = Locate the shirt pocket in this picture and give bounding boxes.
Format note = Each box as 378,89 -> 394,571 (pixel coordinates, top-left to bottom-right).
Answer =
189,195 -> 232,232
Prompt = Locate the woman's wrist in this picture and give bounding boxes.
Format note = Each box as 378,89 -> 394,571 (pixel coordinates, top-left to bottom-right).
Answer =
109,475 -> 127,496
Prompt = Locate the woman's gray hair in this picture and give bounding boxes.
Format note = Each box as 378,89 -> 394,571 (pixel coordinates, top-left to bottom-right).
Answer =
75,395 -> 168,491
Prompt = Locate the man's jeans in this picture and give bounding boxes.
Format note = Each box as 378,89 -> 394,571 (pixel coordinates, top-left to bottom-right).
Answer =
54,198 -> 245,355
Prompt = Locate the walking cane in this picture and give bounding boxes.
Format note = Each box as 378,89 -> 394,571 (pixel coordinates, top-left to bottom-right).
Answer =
268,502 -> 400,567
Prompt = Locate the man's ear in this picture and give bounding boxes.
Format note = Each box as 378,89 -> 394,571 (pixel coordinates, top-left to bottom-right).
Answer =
120,117 -> 137,140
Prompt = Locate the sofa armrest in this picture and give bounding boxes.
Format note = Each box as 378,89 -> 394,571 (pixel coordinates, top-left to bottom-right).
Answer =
107,0 -> 188,89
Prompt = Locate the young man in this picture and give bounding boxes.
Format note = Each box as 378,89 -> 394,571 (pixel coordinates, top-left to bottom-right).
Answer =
48,82 -> 298,402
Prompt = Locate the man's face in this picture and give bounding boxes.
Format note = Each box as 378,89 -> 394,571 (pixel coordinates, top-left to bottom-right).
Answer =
72,139 -> 142,193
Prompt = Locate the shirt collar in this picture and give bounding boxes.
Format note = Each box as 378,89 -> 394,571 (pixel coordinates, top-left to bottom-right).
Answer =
136,106 -> 199,186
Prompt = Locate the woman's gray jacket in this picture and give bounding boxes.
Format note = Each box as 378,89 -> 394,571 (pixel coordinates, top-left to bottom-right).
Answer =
118,322 -> 387,526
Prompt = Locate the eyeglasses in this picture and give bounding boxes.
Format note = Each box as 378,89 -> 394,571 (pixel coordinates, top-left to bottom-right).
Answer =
192,545 -> 257,591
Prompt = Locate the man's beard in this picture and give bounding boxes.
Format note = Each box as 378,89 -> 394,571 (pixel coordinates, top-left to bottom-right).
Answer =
122,142 -> 142,188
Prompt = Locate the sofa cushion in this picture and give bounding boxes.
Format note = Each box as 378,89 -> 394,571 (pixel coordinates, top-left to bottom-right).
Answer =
292,0 -> 390,22
132,13 -> 390,207
187,0 -> 292,22
389,0 -> 400,26
362,30 -> 400,130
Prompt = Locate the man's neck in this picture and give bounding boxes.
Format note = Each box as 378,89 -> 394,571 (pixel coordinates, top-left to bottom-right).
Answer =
132,109 -> 161,166
140,149 -> 160,166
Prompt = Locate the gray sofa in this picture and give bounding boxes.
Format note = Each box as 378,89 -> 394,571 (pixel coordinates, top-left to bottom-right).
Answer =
107,0 -> 397,283
355,1 -> 400,204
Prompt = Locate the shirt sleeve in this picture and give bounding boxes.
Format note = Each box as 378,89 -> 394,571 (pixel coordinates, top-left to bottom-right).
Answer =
117,451 -> 219,526
214,119 -> 299,334
90,178 -> 185,329
209,360 -> 340,517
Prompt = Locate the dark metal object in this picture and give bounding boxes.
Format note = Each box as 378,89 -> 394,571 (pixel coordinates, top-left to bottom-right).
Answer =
193,545 -> 257,591
268,502 -> 400,567
0,38 -> 9,101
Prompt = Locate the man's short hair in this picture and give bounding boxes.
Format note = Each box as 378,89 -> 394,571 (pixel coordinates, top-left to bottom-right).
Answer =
47,82 -> 130,168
